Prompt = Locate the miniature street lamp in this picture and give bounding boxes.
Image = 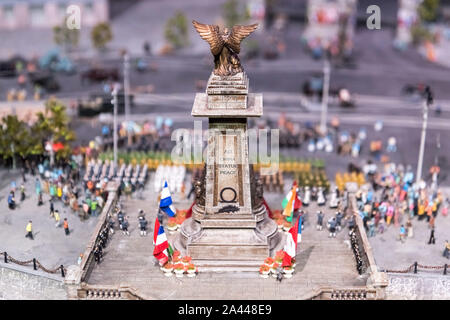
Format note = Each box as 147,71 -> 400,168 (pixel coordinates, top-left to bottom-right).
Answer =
111,83 -> 120,168
415,85 -> 433,185
320,49 -> 331,135
123,52 -> 132,147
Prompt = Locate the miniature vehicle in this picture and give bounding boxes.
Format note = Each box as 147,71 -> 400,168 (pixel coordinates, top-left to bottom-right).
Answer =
81,67 -> 119,84
135,58 -> 148,72
29,71 -> 60,93
338,88 -> 355,107
302,75 -> 323,97
39,49 -> 75,74
77,91 -> 134,117
0,60 -> 17,77
402,83 -> 425,96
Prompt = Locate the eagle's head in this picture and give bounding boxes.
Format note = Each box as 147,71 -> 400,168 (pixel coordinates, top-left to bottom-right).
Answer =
222,27 -> 230,39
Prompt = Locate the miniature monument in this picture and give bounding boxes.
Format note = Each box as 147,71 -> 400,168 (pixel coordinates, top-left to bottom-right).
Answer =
175,21 -> 282,268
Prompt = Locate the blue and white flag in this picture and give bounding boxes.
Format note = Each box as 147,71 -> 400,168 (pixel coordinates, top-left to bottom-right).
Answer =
297,215 -> 302,243
159,181 -> 176,217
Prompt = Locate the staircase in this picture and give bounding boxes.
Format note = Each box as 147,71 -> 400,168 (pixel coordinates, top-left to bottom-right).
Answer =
85,183 -> 368,299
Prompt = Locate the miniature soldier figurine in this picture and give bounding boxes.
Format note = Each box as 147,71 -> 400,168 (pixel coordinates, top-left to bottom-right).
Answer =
121,216 -> 130,236
327,217 -> 337,238
139,216 -> 148,236
335,211 -> 343,231
118,211 -> 125,230
108,216 -> 115,234
94,245 -> 102,263
347,215 -> 355,233
316,210 -> 324,231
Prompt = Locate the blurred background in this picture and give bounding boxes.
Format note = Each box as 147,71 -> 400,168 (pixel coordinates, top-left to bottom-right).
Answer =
0,0 -> 449,185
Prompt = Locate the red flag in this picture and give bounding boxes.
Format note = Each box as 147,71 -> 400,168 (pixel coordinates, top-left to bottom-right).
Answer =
262,197 -> 273,219
282,216 -> 299,267
153,219 -> 169,266
185,201 -> 195,219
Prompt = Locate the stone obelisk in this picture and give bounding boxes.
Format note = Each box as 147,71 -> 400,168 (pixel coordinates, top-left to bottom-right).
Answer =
174,21 -> 282,270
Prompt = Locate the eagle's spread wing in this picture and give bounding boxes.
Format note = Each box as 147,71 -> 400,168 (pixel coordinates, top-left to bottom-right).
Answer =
227,24 -> 259,54
192,20 -> 224,56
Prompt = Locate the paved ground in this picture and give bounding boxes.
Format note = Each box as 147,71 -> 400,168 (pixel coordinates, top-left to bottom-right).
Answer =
0,170 -> 99,268
87,173 -> 366,299
368,188 -> 450,271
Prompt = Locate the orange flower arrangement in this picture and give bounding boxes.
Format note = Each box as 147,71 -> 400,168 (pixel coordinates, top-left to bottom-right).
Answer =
283,221 -> 292,229
174,263 -> 184,271
187,263 -> 196,270
175,216 -> 185,225
182,256 -> 192,264
275,250 -> 285,262
273,210 -> 282,219
276,218 -> 284,226
167,217 -> 177,227
163,262 -> 173,269
172,250 -> 181,258
259,264 -> 270,273
272,262 -> 279,270
177,210 -> 187,218
264,257 -> 274,265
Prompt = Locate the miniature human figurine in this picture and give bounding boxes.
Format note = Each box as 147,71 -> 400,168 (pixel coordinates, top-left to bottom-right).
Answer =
121,216 -> 130,236
63,218 -> 70,236
327,217 -> 337,238
316,211 -> 324,231
8,191 -> 15,210
443,240 -> 450,259
428,226 -> 436,245
37,192 -> 43,206
335,211 -> 343,231
25,220 -> 33,240
20,184 -> 26,201
139,216 -> 148,236
118,211 -> 124,230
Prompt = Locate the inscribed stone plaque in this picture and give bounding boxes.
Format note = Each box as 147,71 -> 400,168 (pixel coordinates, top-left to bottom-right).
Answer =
214,133 -> 243,207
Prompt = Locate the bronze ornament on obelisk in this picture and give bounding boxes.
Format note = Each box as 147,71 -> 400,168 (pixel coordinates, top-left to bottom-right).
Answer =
174,21 -> 282,270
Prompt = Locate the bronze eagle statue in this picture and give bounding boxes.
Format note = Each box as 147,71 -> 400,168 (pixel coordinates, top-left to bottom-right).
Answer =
192,20 -> 258,77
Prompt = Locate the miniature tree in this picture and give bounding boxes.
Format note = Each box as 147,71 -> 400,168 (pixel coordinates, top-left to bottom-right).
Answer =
53,18 -> 80,52
222,0 -> 250,27
91,22 -> 113,50
418,0 -> 440,23
164,11 -> 189,49
32,98 -> 76,166
0,115 -> 34,169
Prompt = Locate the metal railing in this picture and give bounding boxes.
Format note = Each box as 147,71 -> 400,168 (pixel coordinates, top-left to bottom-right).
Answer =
308,286 -> 378,300
0,252 -> 66,278
382,262 -> 448,275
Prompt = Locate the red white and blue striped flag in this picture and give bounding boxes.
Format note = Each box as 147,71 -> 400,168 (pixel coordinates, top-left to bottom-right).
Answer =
282,216 -> 299,267
153,219 -> 169,266
159,181 -> 176,217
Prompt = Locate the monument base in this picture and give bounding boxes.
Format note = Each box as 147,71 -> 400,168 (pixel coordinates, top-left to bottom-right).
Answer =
173,204 -> 283,271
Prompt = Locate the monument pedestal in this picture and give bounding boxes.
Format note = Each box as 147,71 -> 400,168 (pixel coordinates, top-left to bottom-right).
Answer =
174,72 -> 282,269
